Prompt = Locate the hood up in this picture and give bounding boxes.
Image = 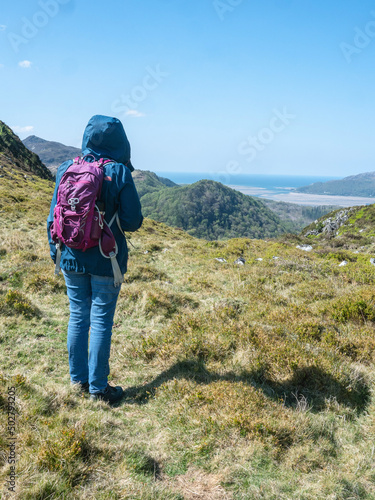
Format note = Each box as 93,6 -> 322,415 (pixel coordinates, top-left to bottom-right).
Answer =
81,115 -> 134,171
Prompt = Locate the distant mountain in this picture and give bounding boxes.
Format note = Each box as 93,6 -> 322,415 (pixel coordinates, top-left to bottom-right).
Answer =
140,179 -> 289,240
0,121 -> 52,180
23,135 -> 81,176
132,170 -> 178,198
295,172 -> 375,197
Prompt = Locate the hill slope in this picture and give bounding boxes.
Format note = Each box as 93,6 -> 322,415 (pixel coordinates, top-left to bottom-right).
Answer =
0,122 -> 53,181
23,135 -> 81,176
302,203 -> 375,247
141,179 -> 289,239
132,169 -> 178,198
296,171 -> 375,197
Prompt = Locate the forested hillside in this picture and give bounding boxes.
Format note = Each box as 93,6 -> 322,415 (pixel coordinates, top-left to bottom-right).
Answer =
132,170 -> 178,198
140,179 -> 289,240
262,199 -> 337,233
296,172 -> 375,197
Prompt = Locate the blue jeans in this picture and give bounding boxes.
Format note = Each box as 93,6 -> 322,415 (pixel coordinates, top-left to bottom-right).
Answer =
62,271 -> 121,394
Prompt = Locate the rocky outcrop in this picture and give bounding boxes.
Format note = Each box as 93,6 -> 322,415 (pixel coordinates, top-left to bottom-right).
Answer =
305,209 -> 353,238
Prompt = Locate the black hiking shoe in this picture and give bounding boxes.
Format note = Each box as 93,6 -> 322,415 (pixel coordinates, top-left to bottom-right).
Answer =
90,384 -> 124,404
71,381 -> 90,394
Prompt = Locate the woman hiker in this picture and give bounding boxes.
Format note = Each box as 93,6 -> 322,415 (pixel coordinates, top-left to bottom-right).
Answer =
47,115 -> 143,404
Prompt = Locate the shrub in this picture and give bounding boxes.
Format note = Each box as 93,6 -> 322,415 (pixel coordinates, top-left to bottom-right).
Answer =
37,427 -> 93,485
332,297 -> 375,324
296,323 -> 324,341
26,276 -> 65,293
0,289 -> 40,318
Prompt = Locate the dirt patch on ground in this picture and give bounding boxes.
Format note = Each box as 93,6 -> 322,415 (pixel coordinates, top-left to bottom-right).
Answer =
162,467 -> 233,499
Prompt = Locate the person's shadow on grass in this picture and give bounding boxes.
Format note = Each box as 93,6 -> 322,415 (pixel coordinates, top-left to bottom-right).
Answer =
120,359 -> 370,415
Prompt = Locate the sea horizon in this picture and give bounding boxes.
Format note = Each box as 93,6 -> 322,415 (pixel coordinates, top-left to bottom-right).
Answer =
153,171 -> 340,192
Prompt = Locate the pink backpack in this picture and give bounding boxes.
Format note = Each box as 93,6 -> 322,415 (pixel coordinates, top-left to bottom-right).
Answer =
50,155 -> 124,286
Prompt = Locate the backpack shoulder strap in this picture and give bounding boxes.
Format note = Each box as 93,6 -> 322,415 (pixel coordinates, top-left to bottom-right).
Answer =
98,212 -> 125,287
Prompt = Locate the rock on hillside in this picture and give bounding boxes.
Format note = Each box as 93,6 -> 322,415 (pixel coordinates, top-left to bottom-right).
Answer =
23,135 -> 81,176
0,121 -> 53,181
304,209 -> 354,238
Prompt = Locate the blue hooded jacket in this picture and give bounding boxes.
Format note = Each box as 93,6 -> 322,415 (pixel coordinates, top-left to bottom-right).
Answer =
47,115 -> 143,276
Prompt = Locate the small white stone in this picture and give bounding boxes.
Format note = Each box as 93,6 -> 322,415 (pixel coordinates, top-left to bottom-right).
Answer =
296,245 -> 313,252
338,261 -> 348,267
234,257 -> 246,265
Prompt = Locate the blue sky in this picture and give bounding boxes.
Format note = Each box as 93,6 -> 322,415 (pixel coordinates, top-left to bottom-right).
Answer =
0,0 -> 375,178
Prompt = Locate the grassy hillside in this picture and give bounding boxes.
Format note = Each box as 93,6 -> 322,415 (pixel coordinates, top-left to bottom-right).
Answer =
1,169 -> 375,498
303,204 -> 375,247
0,122 -> 53,181
296,172 -> 375,197
140,180 -> 289,240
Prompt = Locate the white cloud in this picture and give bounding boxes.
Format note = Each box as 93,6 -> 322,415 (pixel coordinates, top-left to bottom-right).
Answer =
0,64 -> 4,69
11,126 -> 34,134
18,60 -> 32,69
0,25 -> 6,31
125,110 -> 146,118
